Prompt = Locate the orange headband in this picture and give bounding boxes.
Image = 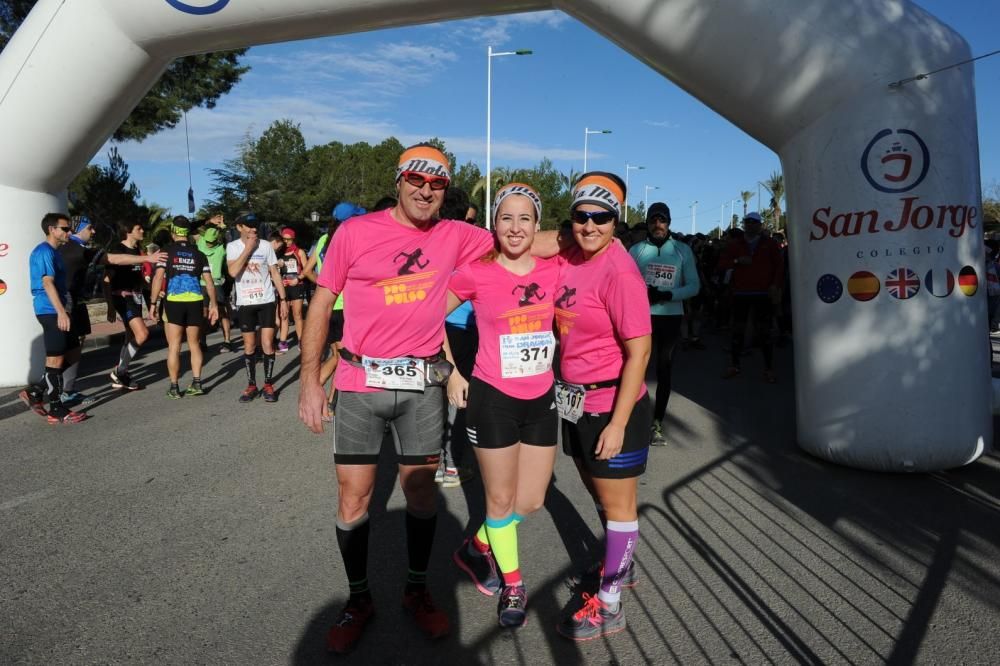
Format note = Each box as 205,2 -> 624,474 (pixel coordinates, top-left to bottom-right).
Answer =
396,146 -> 451,181
572,174 -> 625,217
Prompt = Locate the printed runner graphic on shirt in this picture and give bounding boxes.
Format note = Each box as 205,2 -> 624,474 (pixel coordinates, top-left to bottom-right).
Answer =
554,285 -> 577,309
512,282 -> 546,307
394,248 -> 429,275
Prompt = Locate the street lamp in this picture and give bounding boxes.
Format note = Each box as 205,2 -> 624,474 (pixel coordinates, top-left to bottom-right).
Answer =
690,200 -> 698,234
486,46 -> 532,230
583,127 -> 611,172
310,211 -> 319,224
624,162 -> 644,225
643,185 -> 659,211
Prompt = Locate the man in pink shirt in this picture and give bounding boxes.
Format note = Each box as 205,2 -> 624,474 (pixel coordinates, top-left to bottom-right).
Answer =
298,144 -> 564,653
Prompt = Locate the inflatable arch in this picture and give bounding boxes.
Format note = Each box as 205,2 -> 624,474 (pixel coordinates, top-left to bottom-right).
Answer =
0,0 -> 988,472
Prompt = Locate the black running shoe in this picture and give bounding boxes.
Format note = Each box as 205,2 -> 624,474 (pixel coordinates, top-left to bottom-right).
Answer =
453,538 -> 502,596
498,585 -> 527,628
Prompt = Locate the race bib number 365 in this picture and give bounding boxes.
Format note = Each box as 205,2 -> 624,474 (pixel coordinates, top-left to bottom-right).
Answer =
499,331 -> 555,378
363,357 -> 426,391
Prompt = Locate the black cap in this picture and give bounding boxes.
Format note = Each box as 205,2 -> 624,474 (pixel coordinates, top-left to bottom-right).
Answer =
236,212 -> 259,229
646,202 -> 671,223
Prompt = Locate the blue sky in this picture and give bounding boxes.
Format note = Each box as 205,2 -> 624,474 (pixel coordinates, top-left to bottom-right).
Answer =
112,0 -> 999,232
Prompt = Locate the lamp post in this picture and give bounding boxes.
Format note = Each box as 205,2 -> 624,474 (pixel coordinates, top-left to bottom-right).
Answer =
583,127 -> 611,172
643,185 -> 659,211
486,46 -> 532,230
690,200 -> 698,234
624,162 -> 644,225
310,211 -> 319,224
730,199 -> 737,228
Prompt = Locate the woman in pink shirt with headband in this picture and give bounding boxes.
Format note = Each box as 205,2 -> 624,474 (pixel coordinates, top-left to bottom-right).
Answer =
554,172 -> 653,642
445,182 -> 560,629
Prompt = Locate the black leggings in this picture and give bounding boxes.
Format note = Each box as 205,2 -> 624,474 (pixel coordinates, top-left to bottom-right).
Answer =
651,315 -> 683,422
731,294 -> 774,370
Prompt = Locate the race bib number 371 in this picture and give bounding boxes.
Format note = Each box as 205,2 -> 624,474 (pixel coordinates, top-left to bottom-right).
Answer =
363,357 -> 426,391
499,331 -> 555,378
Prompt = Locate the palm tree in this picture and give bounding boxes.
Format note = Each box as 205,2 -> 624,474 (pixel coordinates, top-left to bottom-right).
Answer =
762,171 -> 785,231
740,190 -> 754,217
560,168 -> 581,193
470,167 -> 514,211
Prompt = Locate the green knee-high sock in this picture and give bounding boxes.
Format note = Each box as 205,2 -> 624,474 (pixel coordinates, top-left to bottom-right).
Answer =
485,513 -> 523,587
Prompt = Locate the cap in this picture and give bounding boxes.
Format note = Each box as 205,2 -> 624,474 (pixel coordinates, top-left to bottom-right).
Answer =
170,215 -> 192,236
202,227 -> 220,243
743,212 -> 763,224
75,216 -> 92,233
646,202 -> 671,223
236,212 -> 259,229
280,227 -> 296,239
332,202 -> 366,222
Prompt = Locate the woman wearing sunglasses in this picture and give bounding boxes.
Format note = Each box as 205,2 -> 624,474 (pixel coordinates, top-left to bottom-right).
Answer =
445,183 -> 561,628
553,172 -> 652,641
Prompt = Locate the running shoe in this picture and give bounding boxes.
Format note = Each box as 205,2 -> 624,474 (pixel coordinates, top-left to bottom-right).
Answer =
441,466 -> 473,488
261,383 -> 277,403
498,585 -> 528,628
166,385 -> 183,400
59,390 -> 86,404
453,538 -> 502,596
650,421 -> 667,447
110,370 -> 141,390
276,340 -> 289,355
45,405 -> 87,425
219,341 -> 233,353
185,382 -> 205,396
401,588 -> 450,639
556,593 -> 626,641
326,596 -> 375,654
19,388 -> 48,418
239,384 -> 259,403
565,560 -> 638,591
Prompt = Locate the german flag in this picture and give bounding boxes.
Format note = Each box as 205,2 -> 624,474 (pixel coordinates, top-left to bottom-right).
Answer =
958,266 -> 978,296
0,279 -> 5,296
847,270 -> 880,302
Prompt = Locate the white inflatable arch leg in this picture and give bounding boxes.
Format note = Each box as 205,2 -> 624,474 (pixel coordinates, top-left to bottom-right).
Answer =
0,0 -> 988,471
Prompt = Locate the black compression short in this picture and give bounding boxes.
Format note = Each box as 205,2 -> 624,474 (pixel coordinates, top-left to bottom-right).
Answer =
465,377 -> 558,449
562,393 -> 653,479
238,302 -> 276,332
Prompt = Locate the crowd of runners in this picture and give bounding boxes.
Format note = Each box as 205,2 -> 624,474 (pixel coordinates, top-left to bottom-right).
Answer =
20,142 -> 788,650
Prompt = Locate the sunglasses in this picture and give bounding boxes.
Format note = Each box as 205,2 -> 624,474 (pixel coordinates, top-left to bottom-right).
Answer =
401,171 -> 449,191
56,226 -> 72,232
571,210 -> 617,225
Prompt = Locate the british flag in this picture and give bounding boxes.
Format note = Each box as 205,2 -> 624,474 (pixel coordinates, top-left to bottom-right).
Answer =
886,267 -> 920,300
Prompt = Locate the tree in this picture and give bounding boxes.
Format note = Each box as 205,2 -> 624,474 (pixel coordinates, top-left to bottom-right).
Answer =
984,179 -> 1000,232
761,171 -> 785,232
67,147 -> 146,250
1,2 -> 248,142
740,190 -> 754,217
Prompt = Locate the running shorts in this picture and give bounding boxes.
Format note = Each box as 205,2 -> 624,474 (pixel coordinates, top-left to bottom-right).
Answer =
35,314 -> 81,356
332,387 -> 445,465
112,294 -> 144,325
326,309 -> 345,347
285,284 -> 304,301
238,302 -> 276,332
70,302 -> 91,337
465,377 -> 558,449
562,393 -> 653,479
164,300 -> 204,328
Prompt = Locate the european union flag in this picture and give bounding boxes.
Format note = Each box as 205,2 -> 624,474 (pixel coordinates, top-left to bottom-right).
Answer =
816,274 -> 843,304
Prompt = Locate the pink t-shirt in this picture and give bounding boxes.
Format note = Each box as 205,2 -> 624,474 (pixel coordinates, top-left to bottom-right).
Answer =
317,210 -> 493,392
449,257 -> 561,399
554,242 -> 651,413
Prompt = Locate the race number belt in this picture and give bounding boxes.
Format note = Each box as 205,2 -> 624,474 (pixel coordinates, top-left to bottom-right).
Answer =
339,347 -> 449,391
554,377 -> 620,423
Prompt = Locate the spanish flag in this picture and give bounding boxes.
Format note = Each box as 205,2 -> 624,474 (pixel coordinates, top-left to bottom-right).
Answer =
958,266 -> 978,296
848,270 -> 880,302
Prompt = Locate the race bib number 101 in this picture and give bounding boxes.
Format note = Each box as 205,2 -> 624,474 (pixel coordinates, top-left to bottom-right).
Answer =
555,381 -> 585,423
363,357 -> 426,391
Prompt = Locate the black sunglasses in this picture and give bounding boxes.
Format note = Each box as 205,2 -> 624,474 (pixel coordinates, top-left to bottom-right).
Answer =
571,210 -> 616,225
56,226 -> 72,232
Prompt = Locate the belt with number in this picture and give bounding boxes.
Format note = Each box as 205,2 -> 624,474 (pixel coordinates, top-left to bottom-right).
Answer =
338,347 -> 446,367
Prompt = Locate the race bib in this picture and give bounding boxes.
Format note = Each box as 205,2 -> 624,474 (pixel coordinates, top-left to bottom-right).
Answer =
363,356 -> 426,391
499,331 -> 555,378
284,258 -> 299,274
555,380 -> 585,423
132,292 -> 144,306
644,262 -> 677,289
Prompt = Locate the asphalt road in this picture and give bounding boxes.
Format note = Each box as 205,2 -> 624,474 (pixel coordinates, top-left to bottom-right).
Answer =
2,328 -> 999,664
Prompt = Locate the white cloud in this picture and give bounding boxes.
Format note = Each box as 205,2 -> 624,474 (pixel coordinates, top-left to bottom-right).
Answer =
453,11 -> 570,46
